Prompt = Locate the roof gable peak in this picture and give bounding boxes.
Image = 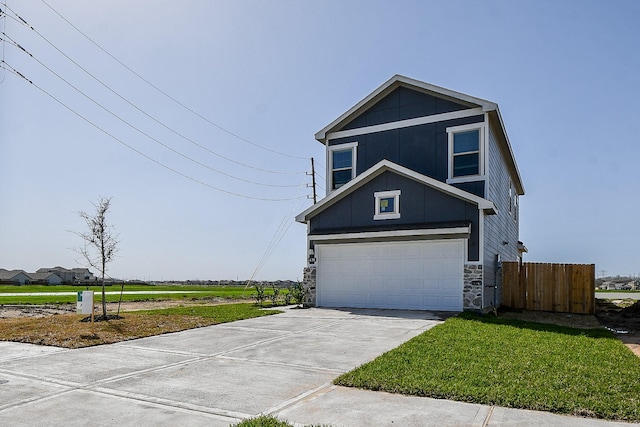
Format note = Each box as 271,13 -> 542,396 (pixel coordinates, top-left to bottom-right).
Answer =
315,75 -> 498,142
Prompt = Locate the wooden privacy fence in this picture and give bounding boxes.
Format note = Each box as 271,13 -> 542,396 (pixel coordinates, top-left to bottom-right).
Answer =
502,262 -> 595,314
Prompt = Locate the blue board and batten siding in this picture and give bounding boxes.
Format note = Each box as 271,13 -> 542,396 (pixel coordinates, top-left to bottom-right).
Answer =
327,88 -> 485,198
330,117 -> 485,197
308,171 -> 480,261
483,122 -> 521,307
341,87 -> 472,129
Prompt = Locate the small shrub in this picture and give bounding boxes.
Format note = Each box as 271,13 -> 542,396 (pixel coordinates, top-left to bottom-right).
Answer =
230,415 -> 292,427
254,284 -> 266,306
291,282 -> 308,307
282,288 -> 292,305
230,415 -> 330,427
270,284 -> 280,306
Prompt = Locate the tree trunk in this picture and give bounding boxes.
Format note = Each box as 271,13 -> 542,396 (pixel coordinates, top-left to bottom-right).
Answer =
101,260 -> 107,319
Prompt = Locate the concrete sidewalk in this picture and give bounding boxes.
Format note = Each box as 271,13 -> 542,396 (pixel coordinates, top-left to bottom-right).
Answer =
0,307 -> 637,427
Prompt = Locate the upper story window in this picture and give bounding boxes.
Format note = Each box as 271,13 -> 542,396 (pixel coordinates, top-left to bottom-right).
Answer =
328,142 -> 357,190
447,123 -> 484,182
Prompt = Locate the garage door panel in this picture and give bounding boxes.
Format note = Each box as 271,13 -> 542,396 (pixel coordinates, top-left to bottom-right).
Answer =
317,240 -> 464,311
402,277 -> 423,291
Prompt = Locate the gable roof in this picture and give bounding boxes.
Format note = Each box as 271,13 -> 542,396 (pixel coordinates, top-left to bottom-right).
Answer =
0,269 -> 29,280
296,159 -> 497,223
314,75 -> 524,195
28,272 -> 62,281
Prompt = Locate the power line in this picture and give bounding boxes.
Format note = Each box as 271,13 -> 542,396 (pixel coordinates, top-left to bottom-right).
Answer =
38,0 -> 309,162
1,33 -> 300,189
1,61 -> 307,202
245,187 -> 309,285
4,3 -> 306,176
0,0 -> 6,84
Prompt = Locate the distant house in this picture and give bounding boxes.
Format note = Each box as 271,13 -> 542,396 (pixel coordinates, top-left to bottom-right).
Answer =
37,267 -> 75,283
0,269 -> 31,285
71,268 -> 95,282
36,267 -> 95,283
27,272 -> 63,285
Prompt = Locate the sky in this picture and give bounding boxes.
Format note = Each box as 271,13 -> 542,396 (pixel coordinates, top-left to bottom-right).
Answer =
1,0 -> 639,281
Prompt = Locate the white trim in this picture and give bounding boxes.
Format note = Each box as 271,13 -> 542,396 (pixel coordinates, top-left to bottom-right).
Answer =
478,208 -> 485,270
373,190 -> 401,220
310,226 -> 471,242
483,112 -> 490,198
326,108 -> 484,141
327,141 -> 358,191
296,159 -> 497,223
488,108 -> 525,195
447,122 -> 485,181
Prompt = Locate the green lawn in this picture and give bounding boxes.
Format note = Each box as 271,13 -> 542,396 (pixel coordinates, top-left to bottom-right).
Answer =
138,303 -> 282,323
0,284 -> 266,304
335,313 -> 640,421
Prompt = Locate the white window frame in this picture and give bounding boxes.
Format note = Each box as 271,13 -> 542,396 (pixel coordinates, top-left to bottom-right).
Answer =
327,141 -> 358,191
446,123 -> 485,184
374,190 -> 401,220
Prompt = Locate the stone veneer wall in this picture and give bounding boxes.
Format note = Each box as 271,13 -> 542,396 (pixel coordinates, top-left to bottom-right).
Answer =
302,267 -> 316,306
463,264 -> 483,311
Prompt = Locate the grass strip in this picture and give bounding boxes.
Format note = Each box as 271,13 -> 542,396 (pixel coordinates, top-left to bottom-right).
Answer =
0,303 -> 281,348
335,313 -> 640,421
230,415 -> 328,427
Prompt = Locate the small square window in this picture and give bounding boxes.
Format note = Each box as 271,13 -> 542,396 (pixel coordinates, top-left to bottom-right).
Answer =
374,190 -> 401,220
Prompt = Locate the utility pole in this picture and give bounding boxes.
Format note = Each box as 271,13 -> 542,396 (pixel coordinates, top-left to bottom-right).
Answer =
309,158 -> 317,204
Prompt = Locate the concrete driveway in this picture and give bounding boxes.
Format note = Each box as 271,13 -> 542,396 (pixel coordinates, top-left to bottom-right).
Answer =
0,307 -> 637,427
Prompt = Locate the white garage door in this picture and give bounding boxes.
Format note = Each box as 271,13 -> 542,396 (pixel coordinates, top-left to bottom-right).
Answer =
316,239 -> 464,311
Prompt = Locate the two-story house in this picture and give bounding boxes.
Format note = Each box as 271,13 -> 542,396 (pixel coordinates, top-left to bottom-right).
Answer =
296,75 -> 525,312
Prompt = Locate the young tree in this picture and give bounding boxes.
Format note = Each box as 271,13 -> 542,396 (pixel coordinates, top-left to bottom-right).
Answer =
74,197 -> 119,320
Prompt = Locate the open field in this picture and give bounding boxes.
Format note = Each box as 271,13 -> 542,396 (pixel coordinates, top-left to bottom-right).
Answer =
0,284 -> 269,305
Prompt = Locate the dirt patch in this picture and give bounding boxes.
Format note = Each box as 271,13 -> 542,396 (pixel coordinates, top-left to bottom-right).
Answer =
0,298 -> 243,319
499,309 -> 602,329
595,299 -> 640,358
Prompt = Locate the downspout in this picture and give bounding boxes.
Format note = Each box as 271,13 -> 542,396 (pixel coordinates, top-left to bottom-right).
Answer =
494,253 -> 502,314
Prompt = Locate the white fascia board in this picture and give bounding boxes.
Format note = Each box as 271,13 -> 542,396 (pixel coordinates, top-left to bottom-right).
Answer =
310,226 -> 471,242
295,159 -> 497,223
315,74 -> 498,142
327,108 -> 484,141
488,108 -> 525,195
